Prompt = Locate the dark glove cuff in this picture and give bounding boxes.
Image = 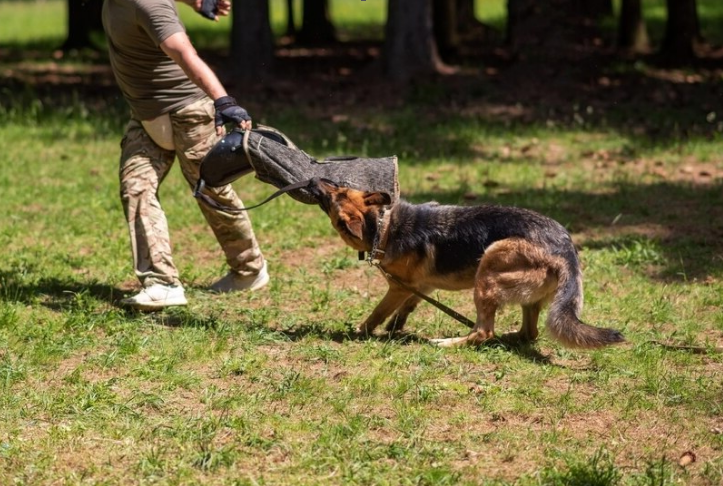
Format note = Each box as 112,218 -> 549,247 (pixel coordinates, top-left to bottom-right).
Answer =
214,96 -> 237,109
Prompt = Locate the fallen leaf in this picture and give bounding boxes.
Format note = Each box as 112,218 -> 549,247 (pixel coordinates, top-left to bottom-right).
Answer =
679,450 -> 696,467
464,449 -> 481,460
332,371 -> 348,381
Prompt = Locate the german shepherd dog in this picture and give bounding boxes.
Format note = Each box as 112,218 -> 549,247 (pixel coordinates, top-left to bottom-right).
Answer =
309,179 -> 624,349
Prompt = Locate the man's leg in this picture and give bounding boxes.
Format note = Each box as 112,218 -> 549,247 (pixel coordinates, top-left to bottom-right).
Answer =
171,98 -> 267,288
119,119 -> 181,287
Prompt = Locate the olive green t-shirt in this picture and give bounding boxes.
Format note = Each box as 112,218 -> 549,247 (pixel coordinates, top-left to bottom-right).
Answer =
102,0 -> 205,120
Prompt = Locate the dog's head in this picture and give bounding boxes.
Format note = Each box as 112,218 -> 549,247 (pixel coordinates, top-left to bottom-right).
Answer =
308,178 -> 392,251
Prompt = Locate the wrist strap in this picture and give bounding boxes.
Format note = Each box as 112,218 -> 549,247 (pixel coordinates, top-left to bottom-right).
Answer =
214,95 -> 236,108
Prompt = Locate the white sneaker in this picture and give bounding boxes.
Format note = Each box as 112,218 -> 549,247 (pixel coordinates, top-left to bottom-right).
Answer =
209,262 -> 270,293
120,284 -> 187,310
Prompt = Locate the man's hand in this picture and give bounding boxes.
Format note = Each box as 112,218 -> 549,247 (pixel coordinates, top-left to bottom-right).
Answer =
195,0 -> 231,21
214,96 -> 252,135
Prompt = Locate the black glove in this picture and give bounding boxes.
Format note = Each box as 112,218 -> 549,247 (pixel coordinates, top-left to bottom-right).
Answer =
198,0 -> 219,20
214,96 -> 252,130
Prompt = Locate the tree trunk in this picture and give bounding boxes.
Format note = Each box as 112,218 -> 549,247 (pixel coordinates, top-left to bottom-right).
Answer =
457,0 -> 487,34
617,0 -> 649,53
506,0 -> 601,50
506,0 -> 535,47
286,0 -> 296,37
231,0 -> 274,79
579,0 -> 613,18
383,0 -> 443,81
457,0 -> 476,28
62,0 -> 103,51
297,0 -> 335,44
661,0 -> 699,63
433,0 -> 459,61
456,0 -> 497,44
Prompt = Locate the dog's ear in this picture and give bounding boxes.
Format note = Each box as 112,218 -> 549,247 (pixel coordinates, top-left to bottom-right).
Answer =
344,217 -> 364,240
363,191 -> 392,207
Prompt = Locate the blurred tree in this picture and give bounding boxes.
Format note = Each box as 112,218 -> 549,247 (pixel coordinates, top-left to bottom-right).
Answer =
618,0 -> 649,53
581,0 -> 613,18
383,0 -> 443,80
506,0 -> 531,47
62,0 -> 103,51
433,0 -> 459,60
231,0 -> 274,79
456,0 -> 491,39
297,0 -> 335,44
285,0 -> 296,38
662,0 -> 700,62
456,0 -> 477,31
506,0 -> 600,50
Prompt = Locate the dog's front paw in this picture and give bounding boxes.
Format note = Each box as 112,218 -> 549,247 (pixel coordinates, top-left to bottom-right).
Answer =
429,336 -> 468,348
430,331 -> 496,348
355,325 -> 374,337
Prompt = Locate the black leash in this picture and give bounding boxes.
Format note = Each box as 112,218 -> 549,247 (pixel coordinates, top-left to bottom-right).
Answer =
193,178 -> 315,213
372,263 -> 476,329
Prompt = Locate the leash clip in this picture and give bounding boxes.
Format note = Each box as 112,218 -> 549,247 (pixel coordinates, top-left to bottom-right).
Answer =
366,249 -> 385,266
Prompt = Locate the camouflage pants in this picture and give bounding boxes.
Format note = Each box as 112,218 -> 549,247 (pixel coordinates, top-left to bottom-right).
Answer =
119,97 -> 264,287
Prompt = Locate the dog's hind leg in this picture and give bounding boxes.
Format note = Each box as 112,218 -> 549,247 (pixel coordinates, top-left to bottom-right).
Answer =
499,302 -> 541,343
358,286 -> 413,335
384,294 -> 423,333
519,303 -> 541,341
431,238 -> 547,348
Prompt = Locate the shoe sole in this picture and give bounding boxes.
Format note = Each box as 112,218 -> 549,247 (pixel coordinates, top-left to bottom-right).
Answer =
209,271 -> 270,293
121,298 -> 188,311
248,272 -> 270,291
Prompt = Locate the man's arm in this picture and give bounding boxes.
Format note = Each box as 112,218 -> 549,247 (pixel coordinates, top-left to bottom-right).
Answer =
160,32 -> 227,100
160,32 -> 251,133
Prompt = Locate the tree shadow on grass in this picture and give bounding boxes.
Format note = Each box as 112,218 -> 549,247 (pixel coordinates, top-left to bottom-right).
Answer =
2,35 -> 723,163
0,272 -> 125,310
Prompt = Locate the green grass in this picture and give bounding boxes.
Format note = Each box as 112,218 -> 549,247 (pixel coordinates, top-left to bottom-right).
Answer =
1,97 -> 722,485
1,1 -> 723,485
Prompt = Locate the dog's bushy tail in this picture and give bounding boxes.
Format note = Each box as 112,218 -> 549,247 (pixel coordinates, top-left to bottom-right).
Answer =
546,250 -> 624,349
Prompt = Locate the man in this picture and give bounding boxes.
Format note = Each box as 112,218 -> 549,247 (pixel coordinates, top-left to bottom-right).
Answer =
102,0 -> 269,310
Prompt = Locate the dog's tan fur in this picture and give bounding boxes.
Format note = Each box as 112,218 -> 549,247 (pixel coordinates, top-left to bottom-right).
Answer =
311,180 -> 624,349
